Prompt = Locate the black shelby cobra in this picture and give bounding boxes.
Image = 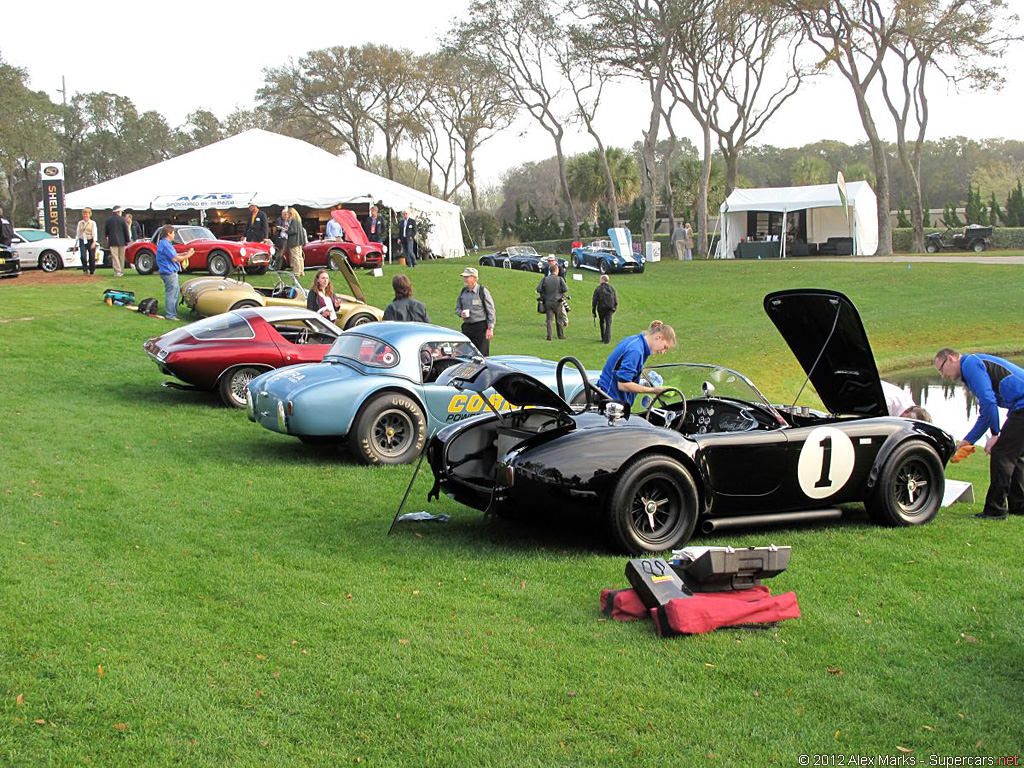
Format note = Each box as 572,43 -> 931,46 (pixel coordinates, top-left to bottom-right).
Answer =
426,289 -> 956,554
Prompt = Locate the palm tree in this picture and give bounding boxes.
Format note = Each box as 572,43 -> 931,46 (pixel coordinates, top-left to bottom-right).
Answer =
568,147 -> 640,224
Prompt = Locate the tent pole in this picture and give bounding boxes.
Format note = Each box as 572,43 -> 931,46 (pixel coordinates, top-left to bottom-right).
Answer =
199,209 -> 205,226
781,210 -> 787,259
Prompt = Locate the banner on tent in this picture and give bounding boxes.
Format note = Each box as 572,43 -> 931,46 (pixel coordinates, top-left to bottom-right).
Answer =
151,193 -> 257,210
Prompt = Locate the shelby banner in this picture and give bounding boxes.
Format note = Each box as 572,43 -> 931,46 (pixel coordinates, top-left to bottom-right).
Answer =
40,163 -> 66,237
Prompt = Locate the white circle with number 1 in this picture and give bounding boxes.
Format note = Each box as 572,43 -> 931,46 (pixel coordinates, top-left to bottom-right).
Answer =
797,426 -> 856,499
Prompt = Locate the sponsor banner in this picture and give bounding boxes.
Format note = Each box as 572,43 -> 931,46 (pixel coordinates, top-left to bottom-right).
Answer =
41,162 -> 67,237
151,192 -> 257,210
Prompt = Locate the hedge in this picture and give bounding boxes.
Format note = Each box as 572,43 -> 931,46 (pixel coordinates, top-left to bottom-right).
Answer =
893,227 -> 1024,252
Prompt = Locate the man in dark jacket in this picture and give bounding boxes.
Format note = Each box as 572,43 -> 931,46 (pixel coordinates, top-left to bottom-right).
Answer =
124,211 -> 144,241
398,210 -> 417,267
537,258 -> 568,340
592,274 -> 618,344
104,205 -> 130,277
0,207 -> 13,247
363,205 -> 383,244
245,204 -> 269,243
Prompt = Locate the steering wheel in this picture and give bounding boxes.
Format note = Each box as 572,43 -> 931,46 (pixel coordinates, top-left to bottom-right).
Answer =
647,387 -> 687,429
296,327 -> 309,345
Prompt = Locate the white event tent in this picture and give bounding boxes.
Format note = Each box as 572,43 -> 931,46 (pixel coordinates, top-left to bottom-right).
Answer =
64,129 -> 465,258
717,181 -> 878,258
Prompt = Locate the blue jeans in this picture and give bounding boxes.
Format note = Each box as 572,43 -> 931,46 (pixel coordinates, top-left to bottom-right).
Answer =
160,272 -> 180,319
79,241 -> 96,273
403,239 -> 416,267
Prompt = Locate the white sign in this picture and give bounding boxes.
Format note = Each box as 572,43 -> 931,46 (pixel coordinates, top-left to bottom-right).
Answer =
572,273 -> 583,281
151,193 -> 257,211
372,268 -> 384,278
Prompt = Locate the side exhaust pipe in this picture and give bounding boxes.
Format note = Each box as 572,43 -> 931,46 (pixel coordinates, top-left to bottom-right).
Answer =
701,508 -> 842,535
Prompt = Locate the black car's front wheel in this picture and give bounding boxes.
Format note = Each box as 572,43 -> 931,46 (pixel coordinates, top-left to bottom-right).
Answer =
349,393 -> 427,465
606,454 -> 699,554
865,440 -> 943,526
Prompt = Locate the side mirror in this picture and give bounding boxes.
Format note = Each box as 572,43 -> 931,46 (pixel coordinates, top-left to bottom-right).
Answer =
702,381 -> 715,397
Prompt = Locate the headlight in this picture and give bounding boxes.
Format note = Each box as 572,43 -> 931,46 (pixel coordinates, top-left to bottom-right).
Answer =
240,247 -> 247,257
355,246 -> 362,255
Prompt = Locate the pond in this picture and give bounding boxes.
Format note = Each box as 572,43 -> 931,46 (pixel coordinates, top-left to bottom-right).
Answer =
884,357 -> 1023,442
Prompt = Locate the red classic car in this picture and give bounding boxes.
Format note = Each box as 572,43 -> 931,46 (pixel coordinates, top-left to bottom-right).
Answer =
143,306 -> 342,408
128,226 -> 272,277
300,209 -> 385,270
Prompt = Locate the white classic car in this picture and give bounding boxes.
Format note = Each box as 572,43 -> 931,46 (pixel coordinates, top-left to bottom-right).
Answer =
13,228 -> 82,272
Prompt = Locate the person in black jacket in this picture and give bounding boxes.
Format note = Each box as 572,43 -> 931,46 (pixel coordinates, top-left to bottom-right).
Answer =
537,258 -> 568,340
383,274 -> 430,323
591,274 -> 618,344
104,206 -> 130,277
244,204 -> 269,243
363,205 -> 383,243
124,211 -> 144,242
397,210 -> 417,267
0,207 -> 13,247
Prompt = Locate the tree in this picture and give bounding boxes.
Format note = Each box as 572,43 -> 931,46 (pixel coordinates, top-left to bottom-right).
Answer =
423,52 -> 517,210
878,0 -> 1021,252
963,184 -> 985,225
453,0 -> 581,237
463,210 -> 500,248
788,0 -> 900,255
1005,180 -> 1024,227
0,57 -> 59,220
790,155 -> 830,185
567,147 -> 639,222
987,191 -> 1001,226
178,109 -> 224,152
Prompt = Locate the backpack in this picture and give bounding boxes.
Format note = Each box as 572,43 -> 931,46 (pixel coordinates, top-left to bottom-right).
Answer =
137,297 -> 159,315
597,284 -> 616,312
102,288 -> 136,306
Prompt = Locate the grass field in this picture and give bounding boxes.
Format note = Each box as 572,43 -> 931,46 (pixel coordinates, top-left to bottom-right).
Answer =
1,257 -> 1022,765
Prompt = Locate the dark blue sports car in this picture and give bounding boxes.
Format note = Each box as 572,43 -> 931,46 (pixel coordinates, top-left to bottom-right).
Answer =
479,245 -> 568,274
571,228 -> 645,274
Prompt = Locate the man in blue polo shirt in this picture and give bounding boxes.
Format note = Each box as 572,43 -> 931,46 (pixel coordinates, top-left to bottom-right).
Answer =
935,347 -> 1024,520
156,225 -> 193,321
598,320 -> 676,407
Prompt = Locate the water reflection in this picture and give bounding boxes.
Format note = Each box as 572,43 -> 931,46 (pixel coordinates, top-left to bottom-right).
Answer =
886,358 -> 1023,443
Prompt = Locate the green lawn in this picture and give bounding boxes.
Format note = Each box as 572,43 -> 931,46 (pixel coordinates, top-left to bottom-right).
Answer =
1,258 -> 1022,765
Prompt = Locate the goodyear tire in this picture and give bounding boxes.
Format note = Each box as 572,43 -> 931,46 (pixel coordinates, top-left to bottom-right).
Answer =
865,440 -> 943,526
349,393 -> 427,465
606,454 -> 698,554
39,251 -> 61,272
219,365 -> 263,409
208,252 -> 231,277
344,312 -> 376,329
135,250 -> 156,275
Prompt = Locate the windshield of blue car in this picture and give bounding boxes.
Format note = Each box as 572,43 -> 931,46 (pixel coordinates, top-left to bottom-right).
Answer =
324,334 -> 400,368
16,229 -> 50,242
187,313 -> 256,340
640,364 -> 779,414
177,227 -> 217,243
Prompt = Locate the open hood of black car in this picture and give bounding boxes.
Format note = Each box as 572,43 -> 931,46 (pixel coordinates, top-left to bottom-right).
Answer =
437,360 -> 572,412
763,289 -> 886,417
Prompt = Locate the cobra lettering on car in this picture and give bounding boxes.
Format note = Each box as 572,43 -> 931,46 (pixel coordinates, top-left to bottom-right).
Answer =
796,426 -> 856,499
445,392 -> 513,422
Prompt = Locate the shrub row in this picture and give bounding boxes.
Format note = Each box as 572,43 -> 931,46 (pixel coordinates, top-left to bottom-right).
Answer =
893,227 -> 1024,252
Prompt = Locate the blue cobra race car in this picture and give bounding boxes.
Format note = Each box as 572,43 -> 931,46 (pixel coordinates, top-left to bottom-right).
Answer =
246,321 -> 600,464
571,227 -> 645,274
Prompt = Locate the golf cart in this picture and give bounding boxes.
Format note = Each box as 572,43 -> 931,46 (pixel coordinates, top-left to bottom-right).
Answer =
925,225 -> 993,253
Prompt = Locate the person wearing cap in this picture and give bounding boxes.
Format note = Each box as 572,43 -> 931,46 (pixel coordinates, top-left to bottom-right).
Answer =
104,205 -> 130,277
455,267 -> 495,355
536,258 -> 568,341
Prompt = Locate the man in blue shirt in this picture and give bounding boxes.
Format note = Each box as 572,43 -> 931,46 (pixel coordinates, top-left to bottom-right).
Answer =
598,320 -> 676,407
935,348 -> 1024,520
156,225 -> 193,321
325,207 -> 345,240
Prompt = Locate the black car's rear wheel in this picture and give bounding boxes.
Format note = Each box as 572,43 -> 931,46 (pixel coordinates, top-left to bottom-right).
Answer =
606,454 -> 698,554
865,440 -> 943,526
349,393 -> 427,465
135,250 -> 156,275
219,365 -> 263,408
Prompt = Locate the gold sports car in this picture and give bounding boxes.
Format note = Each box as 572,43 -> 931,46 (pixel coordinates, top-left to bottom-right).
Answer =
181,262 -> 383,329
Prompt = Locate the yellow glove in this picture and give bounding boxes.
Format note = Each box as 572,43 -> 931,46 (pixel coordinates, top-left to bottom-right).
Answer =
950,444 -> 976,463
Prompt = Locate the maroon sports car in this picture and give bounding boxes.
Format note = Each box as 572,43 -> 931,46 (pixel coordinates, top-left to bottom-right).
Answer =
301,209 -> 385,270
143,306 -> 342,408
128,226 -> 272,277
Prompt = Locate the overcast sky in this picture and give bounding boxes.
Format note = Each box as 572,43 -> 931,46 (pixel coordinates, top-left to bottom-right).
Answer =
5,0 -> 1021,188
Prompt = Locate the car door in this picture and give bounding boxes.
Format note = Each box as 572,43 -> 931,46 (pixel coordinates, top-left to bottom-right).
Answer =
695,429 -> 791,514
11,233 -> 38,268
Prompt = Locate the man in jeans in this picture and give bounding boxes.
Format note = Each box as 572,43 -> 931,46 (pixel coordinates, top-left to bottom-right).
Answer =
935,347 -> 1024,520
156,225 -> 193,321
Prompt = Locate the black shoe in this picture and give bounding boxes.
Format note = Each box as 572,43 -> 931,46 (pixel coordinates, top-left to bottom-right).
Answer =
974,511 -> 1007,520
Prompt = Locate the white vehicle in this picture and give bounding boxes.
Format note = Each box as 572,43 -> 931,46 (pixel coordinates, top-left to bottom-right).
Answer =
12,228 -> 82,272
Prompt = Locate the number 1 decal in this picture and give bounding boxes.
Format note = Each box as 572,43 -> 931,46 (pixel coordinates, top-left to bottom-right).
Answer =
814,435 -> 832,488
797,427 -> 855,500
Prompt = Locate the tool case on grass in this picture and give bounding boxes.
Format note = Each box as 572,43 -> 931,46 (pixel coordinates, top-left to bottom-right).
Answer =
102,288 -> 136,306
668,545 -> 790,592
